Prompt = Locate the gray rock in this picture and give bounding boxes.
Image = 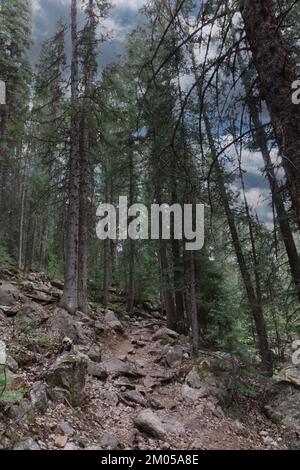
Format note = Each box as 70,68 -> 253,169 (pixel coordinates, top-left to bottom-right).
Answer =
58,420 -> 75,437
181,384 -> 209,403
6,355 -> 18,372
152,328 -> 179,342
123,390 -> 147,407
134,410 -> 166,440
0,282 -> 23,306
98,389 -> 119,406
104,309 -> 124,333
100,432 -> 120,450
30,381 -> 48,413
166,346 -> 183,368
14,438 -> 40,451
87,361 -> 108,380
48,308 -> 79,343
185,367 -> 202,389
264,382 -> 300,432
102,358 -> 144,379
45,352 -> 87,406
7,399 -> 33,425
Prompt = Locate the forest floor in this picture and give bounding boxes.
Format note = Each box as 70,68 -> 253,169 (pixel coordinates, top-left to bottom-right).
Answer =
0,270 -> 292,450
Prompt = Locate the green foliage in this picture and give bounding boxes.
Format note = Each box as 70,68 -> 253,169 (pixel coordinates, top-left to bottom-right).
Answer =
0,365 -> 24,403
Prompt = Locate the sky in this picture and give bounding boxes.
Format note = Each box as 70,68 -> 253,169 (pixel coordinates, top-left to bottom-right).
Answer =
31,0 -> 147,67
30,0 -> 274,226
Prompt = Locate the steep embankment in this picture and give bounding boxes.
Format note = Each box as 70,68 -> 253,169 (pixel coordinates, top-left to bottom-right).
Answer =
0,270 -> 294,450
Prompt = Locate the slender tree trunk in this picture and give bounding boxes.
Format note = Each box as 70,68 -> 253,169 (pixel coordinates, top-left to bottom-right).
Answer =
160,240 -> 175,329
60,0 -> 80,314
78,115 -> 89,313
240,0 -> 300,230
188,250 -> 199,356
39,223 -> 48,272
204,111 -> 273,375
18,179 -> 26,269
245,89 -> 300,301
126,148 -> 136,314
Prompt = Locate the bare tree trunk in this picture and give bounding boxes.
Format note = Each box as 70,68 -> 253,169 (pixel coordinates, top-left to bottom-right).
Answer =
102,238 -> 110,307
188,250 -> 199,356
204,111 -> 273,375
245,89 -> 300,301
160,240 -> 175,329
18,179 -> 26,269
60,0 -> 80,314
126,148 -> 136,314
78,116 -> 89,313
39,223 -> 48,272
241,0 -> 300,230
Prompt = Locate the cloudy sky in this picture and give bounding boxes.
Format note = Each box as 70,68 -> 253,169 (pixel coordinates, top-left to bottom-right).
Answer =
30,1 -> 274,225
31,0 -> 147,67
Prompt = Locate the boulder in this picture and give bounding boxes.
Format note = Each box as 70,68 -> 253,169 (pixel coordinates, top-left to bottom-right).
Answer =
181,384 -> 209,403
166,346 -> 183,368
14,438 -> 40,451
100,432 -> 120,450
264,381 -> 300,432
0,282 -> 23,306
48,308 -> 79,343
104,309 -> 124,333
30,381 -> 48,413
123,390 -> 147,407
6,354 -> 18,372
7,398 -> 33,425
58,420 -> 75,437
45,352 -> 87,406
87,361 -> 108,380
152,327 -> 179,343
134,410 -> 166,440
102,358 -> 144,379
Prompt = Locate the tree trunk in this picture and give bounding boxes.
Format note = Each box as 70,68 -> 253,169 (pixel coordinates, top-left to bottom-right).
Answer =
204,111 -> 273,375
241,0 -> 300,231
60,0 -> 80,314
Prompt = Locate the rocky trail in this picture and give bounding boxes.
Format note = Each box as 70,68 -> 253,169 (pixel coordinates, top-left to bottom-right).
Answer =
0,270 -> 299,450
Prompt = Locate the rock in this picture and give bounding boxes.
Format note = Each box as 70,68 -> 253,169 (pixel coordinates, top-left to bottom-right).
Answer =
14,438 -> 40,451
100,432 -> 120,450
185,367 -> 202,389
152,327 -> 179,342
0,282 -> 23,306
262,436 -> 278,447
166,346 -> 183,368
123,390 -> 147,407
160,414 -> 185,436
95,321 -> 109,335
136,340 -> 147,348
7,399 -> 33,425
181,384 -> 209,403
54,435 -> 68,449
64,442 -> 80,450
6,354 -> 18,372
264,381 -> 300,432
0,340 -> 6,364
275,365 -> 300,387
50,279 -> 64,290
17,302 -> 49,326
87,344 -> 102,362
102,358 -> 144,379
87,361 -> 108,380
30,381 -> 48,413
48,308 -> 79,343
104,309 -> 124,333
134,410 -> 166,440
98,389 -> 119,406
58,420 -> 75,437
232,420 -> 249,438
45,352 -> 87,406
